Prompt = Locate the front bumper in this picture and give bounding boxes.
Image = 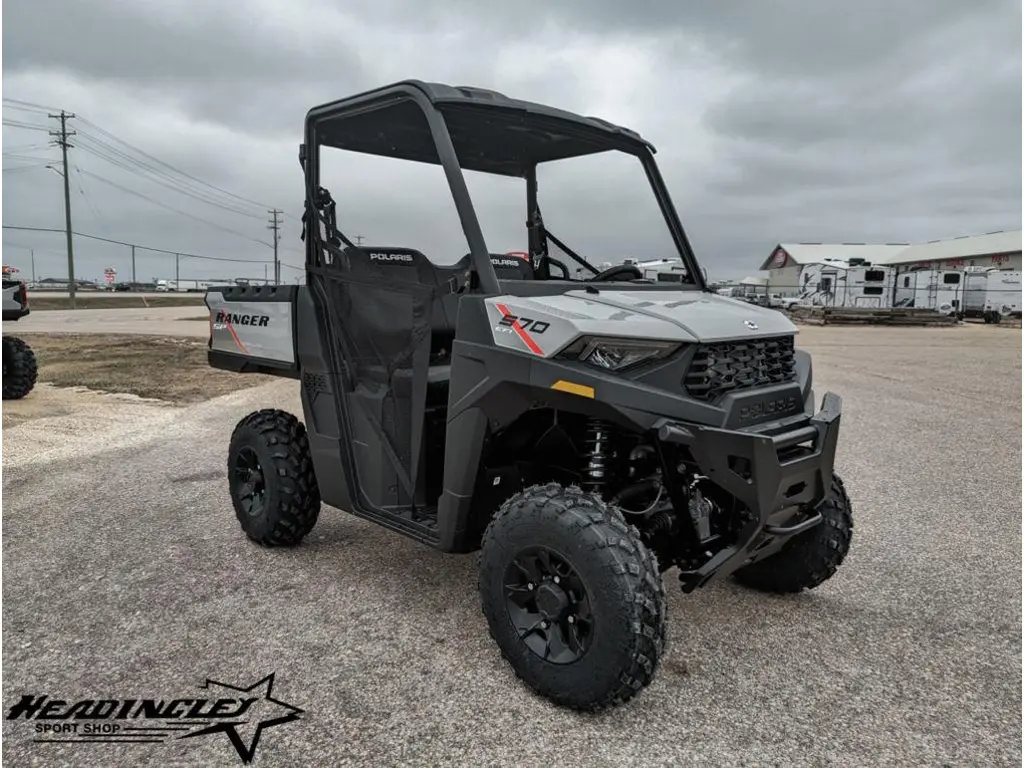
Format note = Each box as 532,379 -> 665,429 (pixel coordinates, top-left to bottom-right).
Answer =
657,391 -> 842,591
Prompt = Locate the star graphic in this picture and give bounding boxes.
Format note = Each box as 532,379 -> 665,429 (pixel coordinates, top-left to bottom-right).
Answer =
178,673 -> 303,764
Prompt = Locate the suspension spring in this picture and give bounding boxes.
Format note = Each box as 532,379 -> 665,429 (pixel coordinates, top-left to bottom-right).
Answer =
582,418 -> 613,494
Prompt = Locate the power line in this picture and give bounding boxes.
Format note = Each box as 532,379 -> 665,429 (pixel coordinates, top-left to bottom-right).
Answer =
3,143 -> 52,154
3,119 -> 51,132
2,164 -> 50,173
3,97 -> 60,113
73,130 -> 267,220
7,99 -> 273,217
2,225 -> 274,264
3,152 -> 54,162
78,169 -> 275,249
75,115 -> 274,210
7,98 -> 291,257
72,164 -> 110,237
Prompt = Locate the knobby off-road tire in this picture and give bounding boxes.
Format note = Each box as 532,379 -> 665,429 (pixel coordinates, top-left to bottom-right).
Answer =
227,409 -> 321,547
733,473 -> 853,594
478,483 -> 667,711
2,336 -> 37,400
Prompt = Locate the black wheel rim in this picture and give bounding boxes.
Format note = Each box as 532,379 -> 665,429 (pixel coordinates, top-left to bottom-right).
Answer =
503,546 -> 593,665
232,446 -> 267,517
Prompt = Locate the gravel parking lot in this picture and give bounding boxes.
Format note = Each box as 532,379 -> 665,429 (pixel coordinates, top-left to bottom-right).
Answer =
2,324 -> 1021,766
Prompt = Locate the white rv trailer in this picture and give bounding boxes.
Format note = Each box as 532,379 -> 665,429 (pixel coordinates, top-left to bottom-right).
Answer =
893,268 -> 964,316
962,268 -> 994,318
636,258 -> 690,284
960,267 -> 1018,319
980,270 -> 1022,322
796,258 -> 895,308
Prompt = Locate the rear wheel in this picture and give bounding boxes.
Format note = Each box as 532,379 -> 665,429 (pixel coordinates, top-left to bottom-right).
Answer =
478,483 -> 666,711
2,336 -> 37,400
227,409 -> 321,546
733,473 -> 853,594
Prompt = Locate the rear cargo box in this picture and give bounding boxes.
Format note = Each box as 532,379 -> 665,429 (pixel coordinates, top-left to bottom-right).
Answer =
205,284 -> 300,378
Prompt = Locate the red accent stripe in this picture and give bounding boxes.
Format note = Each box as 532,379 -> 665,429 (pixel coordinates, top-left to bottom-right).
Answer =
226,321 -> 249,354
496,303 -> 543,356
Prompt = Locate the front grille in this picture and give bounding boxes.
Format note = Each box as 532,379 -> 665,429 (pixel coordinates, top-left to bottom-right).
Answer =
684,336 -> 796,402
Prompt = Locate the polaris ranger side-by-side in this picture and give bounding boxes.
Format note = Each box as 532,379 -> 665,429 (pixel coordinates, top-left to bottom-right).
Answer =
2,278 -> 38,400
205,81 -> 853,710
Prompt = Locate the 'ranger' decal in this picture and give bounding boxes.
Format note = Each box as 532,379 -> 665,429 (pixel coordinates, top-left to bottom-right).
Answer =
214,311 -> 270,327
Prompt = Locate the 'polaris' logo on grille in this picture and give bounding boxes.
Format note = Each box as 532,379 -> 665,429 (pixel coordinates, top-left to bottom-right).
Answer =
215,310 -> 270,327
491,258 -> 522,268
370,252 -> 414,263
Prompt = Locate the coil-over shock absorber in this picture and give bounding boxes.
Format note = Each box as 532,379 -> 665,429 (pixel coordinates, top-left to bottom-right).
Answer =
582,418 -> 613,495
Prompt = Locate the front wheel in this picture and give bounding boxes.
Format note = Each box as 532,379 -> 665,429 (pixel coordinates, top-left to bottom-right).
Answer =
478,483 -> 667,711
733,473 -> 853,594
227,409 -> 321,547
2,336 -> 38,400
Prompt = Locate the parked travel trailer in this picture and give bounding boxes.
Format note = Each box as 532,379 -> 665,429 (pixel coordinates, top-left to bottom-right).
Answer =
796,258 -> 895,308
980,270 -> 1022,323
636,259 -> 690,283
962,269 -> 993,318
893,268 -> 964,316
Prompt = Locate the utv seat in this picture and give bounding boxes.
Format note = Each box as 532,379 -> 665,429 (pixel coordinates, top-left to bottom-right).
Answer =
336,246 -> 469,393
488,253 -> 536,281
339,245 -> 470,350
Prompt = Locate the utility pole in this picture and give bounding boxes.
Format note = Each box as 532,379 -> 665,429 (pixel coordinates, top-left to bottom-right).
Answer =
354,234 -> 366,246
49,110 -> 76,307
131,245 -> 136,286
30,250 -> 36,285
175,253 -> 180,289
267,209 -> 283,284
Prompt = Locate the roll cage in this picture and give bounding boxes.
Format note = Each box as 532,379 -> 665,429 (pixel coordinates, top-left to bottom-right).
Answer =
299,80 -> 709,294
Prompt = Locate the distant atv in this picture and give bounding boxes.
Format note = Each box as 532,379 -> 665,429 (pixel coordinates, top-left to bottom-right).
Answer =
2,279 -> 38,400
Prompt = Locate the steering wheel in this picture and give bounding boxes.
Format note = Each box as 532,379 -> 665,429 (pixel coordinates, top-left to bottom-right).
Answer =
588,264 -> 644,282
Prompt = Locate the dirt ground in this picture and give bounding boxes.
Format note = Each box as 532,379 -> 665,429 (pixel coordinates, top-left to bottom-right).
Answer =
2,333 -> 274,426
1,322 -> 1020,767
29,294 -> 206,311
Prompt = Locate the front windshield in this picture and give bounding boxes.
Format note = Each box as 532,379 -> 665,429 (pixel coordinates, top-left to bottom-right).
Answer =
316,135 -> 694,285
465,150 -> 691,283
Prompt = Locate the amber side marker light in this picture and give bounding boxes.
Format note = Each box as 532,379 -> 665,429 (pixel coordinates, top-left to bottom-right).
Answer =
550,380 -> 595,399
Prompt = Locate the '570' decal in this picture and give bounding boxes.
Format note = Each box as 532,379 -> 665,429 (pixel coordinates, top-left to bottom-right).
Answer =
494,303 -> 548,356
496,315 -> 550,334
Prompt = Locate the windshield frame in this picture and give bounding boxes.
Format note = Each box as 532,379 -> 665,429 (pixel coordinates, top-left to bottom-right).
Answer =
304,81 -> 709,293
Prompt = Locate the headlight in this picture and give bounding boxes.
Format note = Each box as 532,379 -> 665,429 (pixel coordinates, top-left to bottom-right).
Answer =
556,336 -> 682,371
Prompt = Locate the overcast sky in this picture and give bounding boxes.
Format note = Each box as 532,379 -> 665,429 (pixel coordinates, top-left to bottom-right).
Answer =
3,0 -> 1020,284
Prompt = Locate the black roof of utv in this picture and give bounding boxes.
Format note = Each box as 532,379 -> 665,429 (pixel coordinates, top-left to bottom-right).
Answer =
305,80 -> 657,177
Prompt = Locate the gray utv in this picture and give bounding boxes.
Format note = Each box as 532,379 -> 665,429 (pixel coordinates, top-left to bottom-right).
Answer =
2,278 -> 38,400
206,80 -> 853,711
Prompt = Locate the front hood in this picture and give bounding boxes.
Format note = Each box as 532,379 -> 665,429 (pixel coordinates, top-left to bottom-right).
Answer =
559,290 -> 796,342
483,290 -> 797,359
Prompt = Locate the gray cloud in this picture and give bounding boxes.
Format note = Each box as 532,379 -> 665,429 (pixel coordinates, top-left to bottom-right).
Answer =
2,0 -> 1020,283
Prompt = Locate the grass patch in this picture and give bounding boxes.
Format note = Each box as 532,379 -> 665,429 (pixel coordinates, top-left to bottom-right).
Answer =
16,333 -> 275,403
29,294 -> 207,311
